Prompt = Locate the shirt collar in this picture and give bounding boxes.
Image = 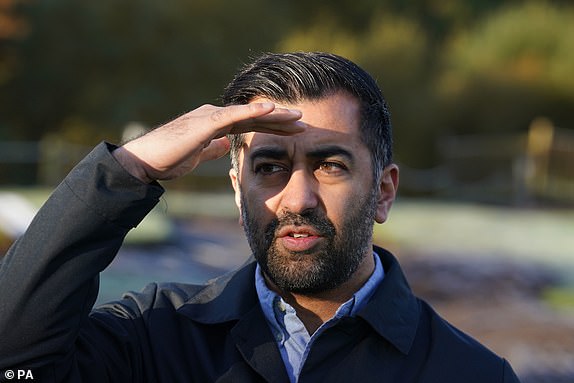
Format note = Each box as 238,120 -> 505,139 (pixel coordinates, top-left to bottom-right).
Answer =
177,247 -> 420,355
255,252 -> 385,332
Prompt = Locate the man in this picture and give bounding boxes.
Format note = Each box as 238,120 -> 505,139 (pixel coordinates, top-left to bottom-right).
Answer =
0,52 -> 520,382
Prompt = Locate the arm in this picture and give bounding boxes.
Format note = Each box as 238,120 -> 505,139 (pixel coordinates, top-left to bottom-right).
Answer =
0,143 -> 163,377
0,103 -> 304,380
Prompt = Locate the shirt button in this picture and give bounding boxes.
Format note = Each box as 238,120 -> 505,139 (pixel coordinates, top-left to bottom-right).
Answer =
277,300 -> 286,312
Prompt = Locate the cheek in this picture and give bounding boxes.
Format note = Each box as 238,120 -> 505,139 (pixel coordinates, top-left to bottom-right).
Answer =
243,187 -> 280,222
318,185 -> 356,223
249,180 -> 285,208
323,178 -> 374,220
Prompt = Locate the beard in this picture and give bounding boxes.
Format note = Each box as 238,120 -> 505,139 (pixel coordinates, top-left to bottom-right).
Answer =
240,188 -> 377,295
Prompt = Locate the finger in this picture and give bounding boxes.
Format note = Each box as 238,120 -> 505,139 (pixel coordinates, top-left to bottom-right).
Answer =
211,105 -> 304,138
229,107 -> 306,135
249,107 -> 303,123
210,102 -> 277,127
198,137 -> 231,164
230,119 -> 307,136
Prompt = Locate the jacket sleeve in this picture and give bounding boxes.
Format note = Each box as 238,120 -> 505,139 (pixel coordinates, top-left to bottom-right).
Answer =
0,142 -> 164,381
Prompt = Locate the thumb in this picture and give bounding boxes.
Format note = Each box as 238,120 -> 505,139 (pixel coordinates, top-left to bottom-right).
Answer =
198,137 -> 231,164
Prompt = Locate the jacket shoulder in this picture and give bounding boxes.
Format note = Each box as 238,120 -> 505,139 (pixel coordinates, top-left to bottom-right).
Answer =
92,257 -> 257,320
417,300 -> 521,382
92,281 -> 209,320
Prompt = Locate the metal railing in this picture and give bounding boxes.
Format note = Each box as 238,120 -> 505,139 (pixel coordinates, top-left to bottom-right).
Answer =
405,119 -> 574,204
1,120 -> 573,204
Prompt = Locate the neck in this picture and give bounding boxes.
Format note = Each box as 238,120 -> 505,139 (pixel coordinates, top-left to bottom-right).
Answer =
265,252 -> 375,334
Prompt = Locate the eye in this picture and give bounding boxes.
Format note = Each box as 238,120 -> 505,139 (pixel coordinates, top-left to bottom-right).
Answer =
317,161 -> 347,175
254,163 -> 287,175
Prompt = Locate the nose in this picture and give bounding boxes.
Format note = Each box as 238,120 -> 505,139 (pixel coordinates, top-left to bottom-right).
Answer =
279,168 -> 319,215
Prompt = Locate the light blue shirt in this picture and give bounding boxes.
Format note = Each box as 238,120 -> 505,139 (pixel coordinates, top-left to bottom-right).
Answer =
255,253 -> 385,383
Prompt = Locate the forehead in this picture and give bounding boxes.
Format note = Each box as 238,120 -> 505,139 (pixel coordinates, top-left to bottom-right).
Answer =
242,92 -> 364,157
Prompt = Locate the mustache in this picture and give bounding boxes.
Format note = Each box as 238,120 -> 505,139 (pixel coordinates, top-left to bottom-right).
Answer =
264,210 -> 337,243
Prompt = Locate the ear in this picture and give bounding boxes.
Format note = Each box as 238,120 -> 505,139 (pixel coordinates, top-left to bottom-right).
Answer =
375,164 -> 399,224
229,168 -> 243,226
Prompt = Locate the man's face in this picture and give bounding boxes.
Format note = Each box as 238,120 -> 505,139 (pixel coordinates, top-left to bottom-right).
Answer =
230,92 -> 397,294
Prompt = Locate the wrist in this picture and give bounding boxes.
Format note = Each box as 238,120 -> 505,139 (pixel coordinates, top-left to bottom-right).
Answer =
112,146 -> 155,184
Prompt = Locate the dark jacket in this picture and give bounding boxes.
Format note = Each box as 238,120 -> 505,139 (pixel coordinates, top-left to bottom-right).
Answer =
0,143 -> 521,382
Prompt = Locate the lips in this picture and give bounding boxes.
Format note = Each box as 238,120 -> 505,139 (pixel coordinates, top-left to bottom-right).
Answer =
277,225 -> 323,252
277,225 -> 321,238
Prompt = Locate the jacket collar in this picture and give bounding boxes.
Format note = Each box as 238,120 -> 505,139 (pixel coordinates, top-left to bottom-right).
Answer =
358,246 -> 420,355
177,247 -> 420,355
176,256 -> 259,323
177,257 -> 290,383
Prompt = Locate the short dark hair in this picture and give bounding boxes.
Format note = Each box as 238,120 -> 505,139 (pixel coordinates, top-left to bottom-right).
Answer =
221,51 -> 393,183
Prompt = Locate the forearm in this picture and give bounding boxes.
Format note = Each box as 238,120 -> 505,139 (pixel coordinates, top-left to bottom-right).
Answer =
0,142 -> 163,369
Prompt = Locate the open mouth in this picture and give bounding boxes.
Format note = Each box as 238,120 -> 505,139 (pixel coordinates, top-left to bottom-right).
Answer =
278,225 -> 320,239
278,226 -> 323,252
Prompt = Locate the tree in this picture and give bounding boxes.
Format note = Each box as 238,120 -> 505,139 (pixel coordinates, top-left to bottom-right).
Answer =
437,1 -> 574,136
0,0 -> 294,143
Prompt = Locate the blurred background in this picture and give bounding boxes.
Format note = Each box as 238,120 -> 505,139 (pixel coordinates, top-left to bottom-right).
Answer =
0,0 -> 573,381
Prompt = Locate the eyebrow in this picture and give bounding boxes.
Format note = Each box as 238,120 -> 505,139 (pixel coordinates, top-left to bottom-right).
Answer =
249,145 -> 355,163
307,146 -> 355,163
249,147 -> 289,162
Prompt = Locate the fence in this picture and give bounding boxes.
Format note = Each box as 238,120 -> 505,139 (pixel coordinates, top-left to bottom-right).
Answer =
1,120 -> 573,204
0,138 -> 90,186
398,119 -> 574,205
0,137 -> 232,189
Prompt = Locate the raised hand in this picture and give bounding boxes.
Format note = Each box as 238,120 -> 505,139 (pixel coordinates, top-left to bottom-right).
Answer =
113,103 -> 305,183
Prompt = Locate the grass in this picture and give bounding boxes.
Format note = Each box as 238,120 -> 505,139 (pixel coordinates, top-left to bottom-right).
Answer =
374,199 -> 574,273
3,187 -> 574,283
543,287 -> 574,311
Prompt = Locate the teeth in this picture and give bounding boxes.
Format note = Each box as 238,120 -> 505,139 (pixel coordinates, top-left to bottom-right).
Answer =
292,233 -> 309,238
